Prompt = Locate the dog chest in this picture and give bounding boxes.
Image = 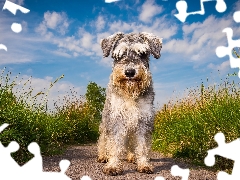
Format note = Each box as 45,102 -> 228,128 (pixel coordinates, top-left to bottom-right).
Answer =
109,93 -> 153,130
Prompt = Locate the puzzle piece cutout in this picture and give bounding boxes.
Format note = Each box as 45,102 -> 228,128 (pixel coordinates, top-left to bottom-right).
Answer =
105,0 -> 121,3
154,165 -> 189,180
155,176 -> 165,180
204,132 -> 240,180
233,11 -> 240,23
0,0 -> 30,51
2,0 -> 30,15
0,123 -> 93,179
81,176 -> 92,180
2,0 -> 30,33
171,165 -> 190,180
174,0 -> 227,22
215,11 -> 240,78
105,0 -> 120,3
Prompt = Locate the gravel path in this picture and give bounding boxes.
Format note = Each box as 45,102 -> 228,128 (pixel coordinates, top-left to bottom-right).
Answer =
43,144 -> 217,180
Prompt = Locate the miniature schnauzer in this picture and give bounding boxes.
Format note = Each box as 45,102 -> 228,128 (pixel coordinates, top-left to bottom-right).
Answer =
97,32 -> 162,176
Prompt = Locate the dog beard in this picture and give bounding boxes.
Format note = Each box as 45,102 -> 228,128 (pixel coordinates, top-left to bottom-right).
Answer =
111,66 -> 151,99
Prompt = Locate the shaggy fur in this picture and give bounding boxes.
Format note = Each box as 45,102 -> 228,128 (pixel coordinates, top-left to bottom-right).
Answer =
97,32 -> 162,176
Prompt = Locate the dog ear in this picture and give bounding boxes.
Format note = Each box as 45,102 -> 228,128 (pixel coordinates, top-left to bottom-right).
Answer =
140,32 -> 163,59
100,32 -> 124,57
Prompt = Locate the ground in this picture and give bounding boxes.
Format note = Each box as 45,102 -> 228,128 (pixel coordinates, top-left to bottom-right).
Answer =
43,144 -> 217,180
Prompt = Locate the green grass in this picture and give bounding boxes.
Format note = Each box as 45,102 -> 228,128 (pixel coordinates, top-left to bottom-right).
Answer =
152,76 -> 240,170
1,65 -> 240,171
0,68 -> 101,165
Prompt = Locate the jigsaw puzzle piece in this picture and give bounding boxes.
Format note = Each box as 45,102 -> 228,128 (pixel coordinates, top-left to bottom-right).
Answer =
171,165 -> 189,180
11,23 -> 22,33
21,142 -> 43,174
2,0 -> 30,34
154,176 -> 165,180
59,159 -> 71,173
174,0 -> 226,22
217,161 -> 240,180
217,171 -> 236,180
81,175 -> 92,180
0,123 -> 73,179
233,11 -> 240,23
205,133 -> 240,179
216,27 -> 240,78
0,124 -> 27,179
0,141 -> 21,179
42,160 -> 71,180
2,0 -> 30,15
42,172 -> 71,180
205,133 -> 240,164
216,45 -> 228,58
0,44 -> 7,51
0,123 -> 9,132
105,0 -> 121,3
174,1 -> 188,23
0,124 -> 20,177
215,0 -> 227,13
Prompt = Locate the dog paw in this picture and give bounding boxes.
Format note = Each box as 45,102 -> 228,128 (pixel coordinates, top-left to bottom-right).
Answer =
127,155 -> 136,164
103,165 -> 123,176
137,165 -> 154,174
127,158 -> 136,164
97,156 -> 108,163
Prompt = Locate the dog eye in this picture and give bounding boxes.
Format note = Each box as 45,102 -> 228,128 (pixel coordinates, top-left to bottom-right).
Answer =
139,52 -> 148,59
120,52 -> 127,58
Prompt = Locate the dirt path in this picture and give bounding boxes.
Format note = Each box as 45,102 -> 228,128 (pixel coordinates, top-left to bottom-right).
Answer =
42,144 -> 217,180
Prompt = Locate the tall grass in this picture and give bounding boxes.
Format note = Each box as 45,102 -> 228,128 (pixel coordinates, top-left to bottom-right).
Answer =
0,68 -> 101,165
152,76 -> 240,170
2,64 -> 240,171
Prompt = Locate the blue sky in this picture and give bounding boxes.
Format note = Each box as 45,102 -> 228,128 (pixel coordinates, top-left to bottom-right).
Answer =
0,0 -> 240,110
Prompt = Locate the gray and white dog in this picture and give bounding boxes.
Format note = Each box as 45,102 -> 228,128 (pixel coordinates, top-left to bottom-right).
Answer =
97,32 -> 162,176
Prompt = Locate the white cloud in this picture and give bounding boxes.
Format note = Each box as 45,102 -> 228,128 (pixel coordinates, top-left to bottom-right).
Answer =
52,49 -> 72,58
0,16 -> 41,65
109,20 -> 133,32
0,55 -> 32,65
32,2 -> 239,68
163,14 -> 239,63
108,17 -> 177,40
138,0 -> 163,23
35,14 -> 101,58
9,0 -> 24,5
80,32 -> 94,49
96,16 -> 106,31
35,23 -> 48,35
233,0 -> 240,12
207,60 -> 230,72
44,11 -> 64,29
33,5 -> 177,64
36,11 -> 69,36
100,56 -> 113,67
96,32 -> 111,42
91,42 -> 102,57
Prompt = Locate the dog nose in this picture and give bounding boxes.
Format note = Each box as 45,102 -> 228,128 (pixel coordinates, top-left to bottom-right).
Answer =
125,69 -> 136,78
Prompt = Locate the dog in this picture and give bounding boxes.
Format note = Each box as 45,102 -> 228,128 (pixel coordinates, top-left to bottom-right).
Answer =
97,32 -> 162,176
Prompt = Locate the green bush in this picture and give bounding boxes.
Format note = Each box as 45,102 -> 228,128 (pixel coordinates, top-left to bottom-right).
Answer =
85,81 -> 106,123
152,76 -> 240,170
0,68 -> 106,164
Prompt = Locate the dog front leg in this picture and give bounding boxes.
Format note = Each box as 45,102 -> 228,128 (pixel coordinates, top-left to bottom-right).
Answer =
135,131 -> 153,174
103,132 -> 124,176
126,133 -> 136,163
97,128 -> 108,163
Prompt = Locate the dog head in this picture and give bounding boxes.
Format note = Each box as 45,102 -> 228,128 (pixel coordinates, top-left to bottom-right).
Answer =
101,32 -> 162,99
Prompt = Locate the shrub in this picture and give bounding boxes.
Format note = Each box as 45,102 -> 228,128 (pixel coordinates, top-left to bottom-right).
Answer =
152,76 -> 240,170
0,68 -> 106,164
